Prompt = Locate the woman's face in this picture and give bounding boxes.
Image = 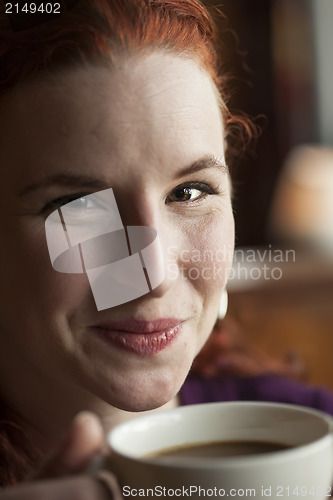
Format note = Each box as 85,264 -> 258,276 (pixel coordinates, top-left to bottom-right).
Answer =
0,53 -> 234,412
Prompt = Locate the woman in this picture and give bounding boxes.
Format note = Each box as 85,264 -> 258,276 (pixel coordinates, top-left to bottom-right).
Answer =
0,1 -> 333,498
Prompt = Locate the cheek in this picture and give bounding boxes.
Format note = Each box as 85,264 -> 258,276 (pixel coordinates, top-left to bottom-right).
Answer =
26,261 -> 93,319
0,220 -> 92,320
178,211 -> 235,293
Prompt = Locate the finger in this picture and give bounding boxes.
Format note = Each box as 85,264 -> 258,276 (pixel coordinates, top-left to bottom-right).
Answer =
31,412 -> 105,479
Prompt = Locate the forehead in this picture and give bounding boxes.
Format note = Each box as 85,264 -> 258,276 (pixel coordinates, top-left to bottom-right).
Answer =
0,53 -> 224,189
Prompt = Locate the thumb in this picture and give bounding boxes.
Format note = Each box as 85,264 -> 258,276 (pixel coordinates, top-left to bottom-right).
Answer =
31,412 -> 105,480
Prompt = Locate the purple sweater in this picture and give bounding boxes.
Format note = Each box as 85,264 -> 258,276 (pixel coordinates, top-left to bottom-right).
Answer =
180,374 -> 333,416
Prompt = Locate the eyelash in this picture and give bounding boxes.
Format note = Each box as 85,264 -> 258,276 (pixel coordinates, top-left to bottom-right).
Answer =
44,192 -> 90,211
44,182 -> 220,212
165,182 -> 220,204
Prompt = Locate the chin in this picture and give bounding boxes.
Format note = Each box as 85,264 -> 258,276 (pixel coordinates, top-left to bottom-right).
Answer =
119,399 -> 169,413
105,370 -> 187,413
104,391 -> 173,413
80,334 -> 197,412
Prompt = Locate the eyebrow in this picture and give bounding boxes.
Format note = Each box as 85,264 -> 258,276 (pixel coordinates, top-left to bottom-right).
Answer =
175,155 -> 228,179
18,174 -> 109,197
18,155 -> 228,197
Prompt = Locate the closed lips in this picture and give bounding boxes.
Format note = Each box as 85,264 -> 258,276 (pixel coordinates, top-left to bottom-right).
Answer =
92,319 -> 184,355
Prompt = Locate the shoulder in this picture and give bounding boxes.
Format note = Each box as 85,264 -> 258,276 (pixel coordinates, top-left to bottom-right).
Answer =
180,374 -> 333,416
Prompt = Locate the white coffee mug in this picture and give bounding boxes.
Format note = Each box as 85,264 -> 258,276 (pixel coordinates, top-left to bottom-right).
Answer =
107,401 -> 333,500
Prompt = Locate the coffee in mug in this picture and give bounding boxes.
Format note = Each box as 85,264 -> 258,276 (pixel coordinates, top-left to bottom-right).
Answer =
108,401 -> 333,500
146,440 -> 292,460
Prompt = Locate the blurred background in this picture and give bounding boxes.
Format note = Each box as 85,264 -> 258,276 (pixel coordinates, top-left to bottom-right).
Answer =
204,0 -> 333,389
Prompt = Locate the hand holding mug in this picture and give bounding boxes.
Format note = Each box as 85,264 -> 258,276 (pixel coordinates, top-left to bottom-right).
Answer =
0,413 -> 121,500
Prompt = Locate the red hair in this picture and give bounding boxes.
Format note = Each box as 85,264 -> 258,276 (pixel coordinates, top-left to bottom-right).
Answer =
0,0 -> 255,165
0,412 -> 42,486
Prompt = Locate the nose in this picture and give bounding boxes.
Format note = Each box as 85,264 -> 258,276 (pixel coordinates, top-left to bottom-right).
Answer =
125,225 -> 166,293
82,223 -> 172,310
138,225 -> 179,299
115,190 -> 179,299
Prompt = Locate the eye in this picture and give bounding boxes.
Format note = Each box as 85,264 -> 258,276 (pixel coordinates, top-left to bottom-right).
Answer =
44,191 -> 120,233
64,196 -> 95,212
166,182 -> 219,204
45,192 -> 91,212
44,192 -> 107,226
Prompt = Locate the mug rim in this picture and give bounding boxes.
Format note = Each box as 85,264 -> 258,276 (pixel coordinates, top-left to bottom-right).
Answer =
108,401 -> 332,468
